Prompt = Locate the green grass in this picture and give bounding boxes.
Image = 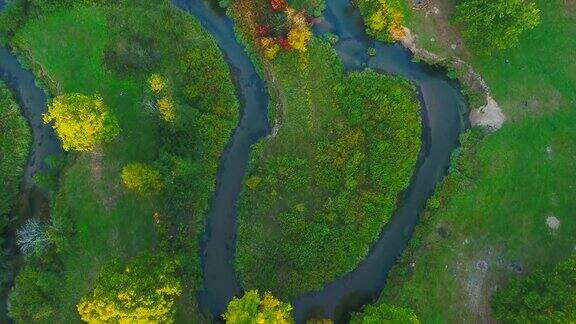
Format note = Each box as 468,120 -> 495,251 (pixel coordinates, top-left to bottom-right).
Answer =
377,1 -> 576,322
8,1 -> 239,322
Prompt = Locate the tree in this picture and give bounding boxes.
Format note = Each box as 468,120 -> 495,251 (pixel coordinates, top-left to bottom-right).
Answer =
454,0 -> 540,52
121,162 -> 163,196
350,303 -> 420,324
223,290 -> 293,324
76,253 -> 181,323
43,93 -> 120,151
8,267 -> 56,323
287,26 -> 312,52
16,219 -> 51,257
491,257 -> 576,323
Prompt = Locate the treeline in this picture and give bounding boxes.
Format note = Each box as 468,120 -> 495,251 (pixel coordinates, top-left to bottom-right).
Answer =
0,82 -> 31,295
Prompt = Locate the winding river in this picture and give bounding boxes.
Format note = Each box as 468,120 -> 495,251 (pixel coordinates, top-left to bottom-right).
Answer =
175,0 -> 468,322
0,0 -> 467,322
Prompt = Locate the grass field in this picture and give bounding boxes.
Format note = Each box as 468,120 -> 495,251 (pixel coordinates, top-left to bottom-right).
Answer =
377,0 -> 576,322
8,1 -> 239,321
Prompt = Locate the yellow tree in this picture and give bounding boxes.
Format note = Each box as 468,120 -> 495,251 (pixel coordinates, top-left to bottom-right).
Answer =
288,26 -> 312,52
223,290 -> 293,324
43,93 -> 119,151
76,253 -> 181,323
121,162 -> 163,196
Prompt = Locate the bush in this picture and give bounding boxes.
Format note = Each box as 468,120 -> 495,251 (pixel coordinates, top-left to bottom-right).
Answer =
121,162 -> 163,196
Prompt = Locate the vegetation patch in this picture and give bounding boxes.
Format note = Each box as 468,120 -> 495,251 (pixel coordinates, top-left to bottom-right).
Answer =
2,0 -> 239,322
0,81 -> 31,291
232,1 -> 422,296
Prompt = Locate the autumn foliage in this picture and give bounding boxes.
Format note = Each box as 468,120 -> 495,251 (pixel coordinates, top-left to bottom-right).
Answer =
43,93 -> 119,152
223,290 -> 293,323
356,0 -> 406,42
76,253 -> 181,323
252,0 -> 314,60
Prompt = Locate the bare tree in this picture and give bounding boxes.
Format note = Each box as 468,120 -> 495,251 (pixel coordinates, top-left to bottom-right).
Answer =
16,219 -> 51,256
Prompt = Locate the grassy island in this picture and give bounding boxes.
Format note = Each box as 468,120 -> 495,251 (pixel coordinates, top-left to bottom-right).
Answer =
231,0 -> 422,297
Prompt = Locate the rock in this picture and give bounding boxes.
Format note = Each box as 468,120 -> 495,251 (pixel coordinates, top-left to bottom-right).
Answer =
470,95 -> 506,130
546,216 -> 560,230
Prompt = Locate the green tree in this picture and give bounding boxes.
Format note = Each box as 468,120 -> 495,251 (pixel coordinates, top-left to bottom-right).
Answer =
454,0 -> 540,52
7,267 -> 57,323
491,257 -> 576,323
350,303 -> 420,324
76,253 -> 181,323
223,290 -> 293,324
43,93 -> 120,151
121,162 -> 163,196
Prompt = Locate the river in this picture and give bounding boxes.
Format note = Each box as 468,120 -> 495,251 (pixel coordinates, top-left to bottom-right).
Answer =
174,0 -> 468,323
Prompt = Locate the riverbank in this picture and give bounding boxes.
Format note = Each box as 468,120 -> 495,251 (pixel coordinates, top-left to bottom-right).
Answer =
378,0 -> 576,321
0,81 -> 31,322
1,1 -> 240,321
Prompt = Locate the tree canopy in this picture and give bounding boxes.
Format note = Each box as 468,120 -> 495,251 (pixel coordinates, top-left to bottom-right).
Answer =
76,253 -> 181,323
223,290 -> 293,324
454,0 -> 540,52
491,257 -> 576,323
43,93 -> 119,151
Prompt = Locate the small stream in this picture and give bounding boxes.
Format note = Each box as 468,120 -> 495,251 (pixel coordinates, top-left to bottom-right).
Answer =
0,28 -> 62,324
176,0 -> 467,323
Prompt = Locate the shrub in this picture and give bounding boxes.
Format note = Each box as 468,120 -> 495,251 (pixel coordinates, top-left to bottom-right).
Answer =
121,162 -> 163,196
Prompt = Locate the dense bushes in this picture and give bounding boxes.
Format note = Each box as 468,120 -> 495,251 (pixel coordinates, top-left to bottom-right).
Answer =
0,82 -> 30,228
354,0 -> 406,42
454,0 -> 540,52
237,64 -> 421,296
491,256 -> 576,323
0,81 -> 31,290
